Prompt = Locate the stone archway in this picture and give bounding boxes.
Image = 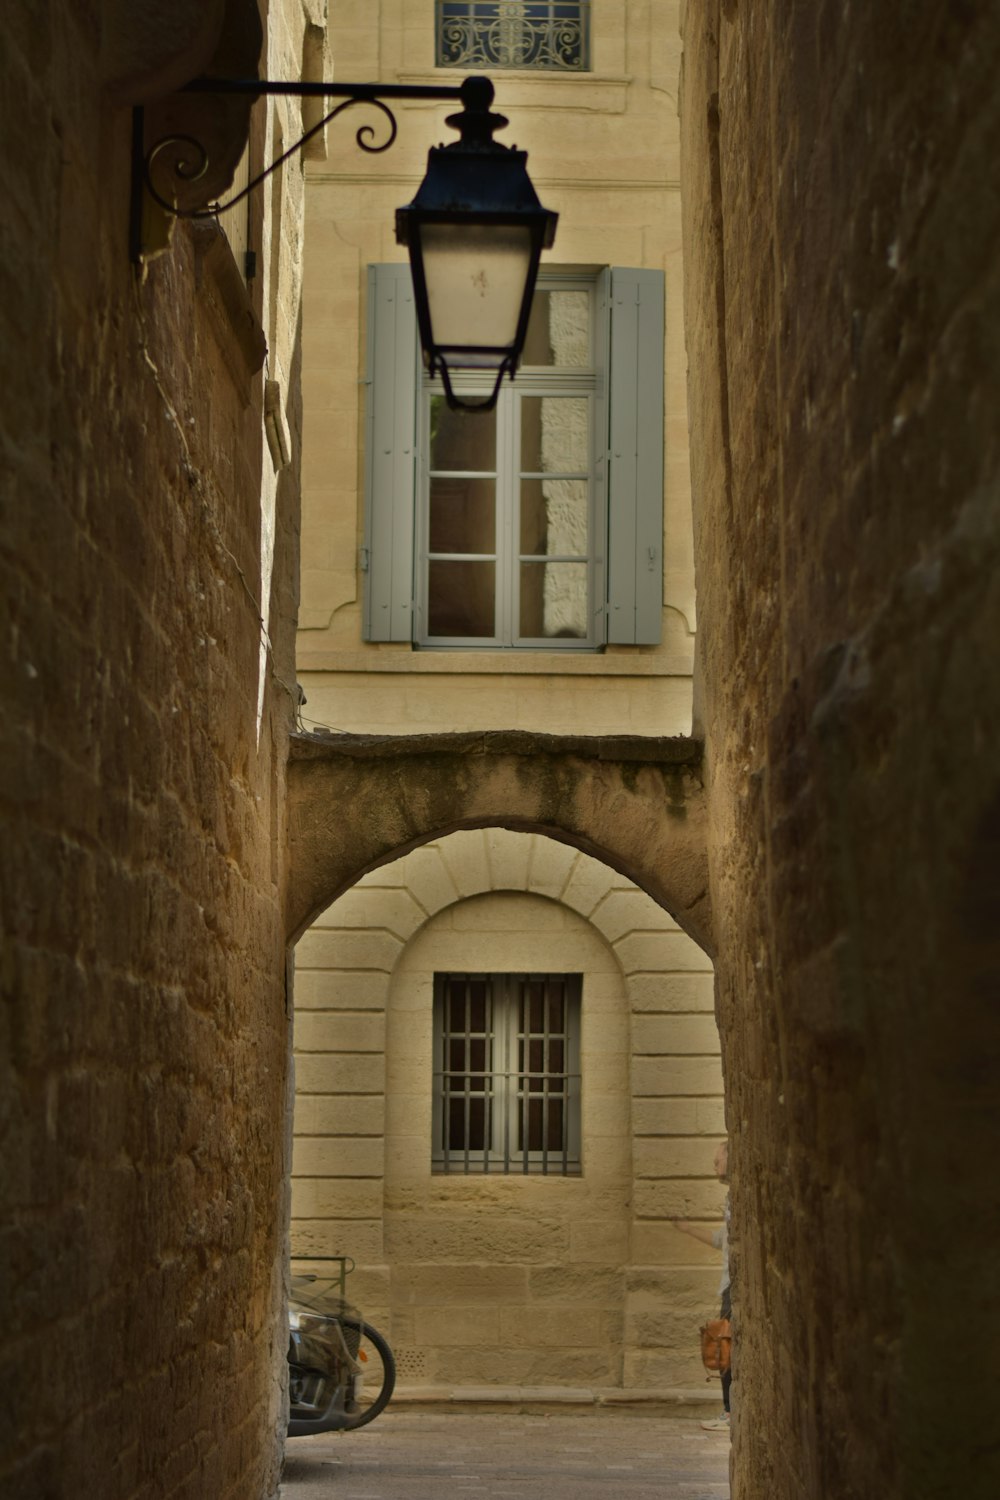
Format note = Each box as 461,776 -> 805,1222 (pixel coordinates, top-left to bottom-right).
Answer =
290,827 -> 725,1403
285,730 -> 711,951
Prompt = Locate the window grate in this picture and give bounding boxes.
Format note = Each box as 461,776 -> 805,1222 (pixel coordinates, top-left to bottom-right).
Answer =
433,972 -> 581,1174
436,2 -> 591,73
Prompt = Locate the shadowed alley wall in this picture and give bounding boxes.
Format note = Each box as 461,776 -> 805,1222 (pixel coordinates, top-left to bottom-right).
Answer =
0,3 -> 311,1496
680,3 -> 1000,1497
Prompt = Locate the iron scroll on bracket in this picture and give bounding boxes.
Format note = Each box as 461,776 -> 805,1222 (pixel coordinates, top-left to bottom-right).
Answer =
130,76 -> 468,263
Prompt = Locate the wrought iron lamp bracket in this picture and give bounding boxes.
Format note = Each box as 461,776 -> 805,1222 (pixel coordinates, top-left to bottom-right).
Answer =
130,76 -> 471,262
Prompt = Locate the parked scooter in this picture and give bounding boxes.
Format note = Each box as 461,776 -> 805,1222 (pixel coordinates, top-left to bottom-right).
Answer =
287,1259 -> 396,1437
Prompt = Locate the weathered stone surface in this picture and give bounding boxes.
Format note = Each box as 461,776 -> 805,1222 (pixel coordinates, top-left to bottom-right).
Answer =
100,0 -> 225,100
680,3 -> 1000,1496
286,731 -> 711,952
0,4 -> 310,1496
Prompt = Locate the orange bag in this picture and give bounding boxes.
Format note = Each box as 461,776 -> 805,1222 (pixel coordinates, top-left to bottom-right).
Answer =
700,1317 -> 732,1374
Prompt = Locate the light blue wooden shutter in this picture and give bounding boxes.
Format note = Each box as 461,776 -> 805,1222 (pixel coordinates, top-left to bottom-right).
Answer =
591,268 -> 611,642
606,267 -> 664,645
363,264 -> 418,642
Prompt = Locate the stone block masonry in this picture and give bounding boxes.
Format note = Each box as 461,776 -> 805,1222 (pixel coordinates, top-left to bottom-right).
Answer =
291,830 -> 724,1398
680,2 -> 1000,1497
0,2 -> 311,1496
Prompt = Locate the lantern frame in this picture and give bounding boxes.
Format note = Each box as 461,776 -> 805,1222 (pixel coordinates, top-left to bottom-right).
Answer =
395,77 -> 558,411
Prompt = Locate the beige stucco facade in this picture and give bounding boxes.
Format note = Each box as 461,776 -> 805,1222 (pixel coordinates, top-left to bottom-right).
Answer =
296,0 -> 694,737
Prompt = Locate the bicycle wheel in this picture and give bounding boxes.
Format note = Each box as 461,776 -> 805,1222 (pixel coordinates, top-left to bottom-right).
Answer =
339,1319 -> 396,1430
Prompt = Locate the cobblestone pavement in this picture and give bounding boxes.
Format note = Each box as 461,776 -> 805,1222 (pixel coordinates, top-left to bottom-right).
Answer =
281,1411 -> 731,1499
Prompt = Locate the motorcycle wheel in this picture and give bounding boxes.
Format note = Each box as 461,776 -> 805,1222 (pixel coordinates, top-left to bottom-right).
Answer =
339,1319 -> 396,1430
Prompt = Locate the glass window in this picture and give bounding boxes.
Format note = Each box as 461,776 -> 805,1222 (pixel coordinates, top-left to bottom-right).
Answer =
417,277 -> 596,648
432,972 -> 582,1174
436,2 -> 591,73
363,262 -> 666,649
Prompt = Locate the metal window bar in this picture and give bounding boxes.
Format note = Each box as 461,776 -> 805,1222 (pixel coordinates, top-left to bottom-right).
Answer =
436,2 -> 591,73
440,973 -> 495,1174
434,973 -> 580,1174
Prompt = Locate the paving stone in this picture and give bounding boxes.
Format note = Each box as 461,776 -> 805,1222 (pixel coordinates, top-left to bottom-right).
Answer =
281,1410 -> 731,1499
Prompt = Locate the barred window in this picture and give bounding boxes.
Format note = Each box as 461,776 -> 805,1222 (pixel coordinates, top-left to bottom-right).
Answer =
436,2 -> 591,73
433,972 -> 582,1174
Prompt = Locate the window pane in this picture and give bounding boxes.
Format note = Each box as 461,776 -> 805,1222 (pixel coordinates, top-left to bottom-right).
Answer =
522,290 -> 591,367
521,397 -> 589,473
519,562 -> 588,639
520,478 -> 588,557
428,560 -> 495,637
449,1038 -> 466,1072
430,395 -> 496,471
449,1095 -> 487,1151
522,1097 -> 565,1152
469,982 -> 487,1031
546,1098 -> 565,1150
430,477 -> 496,554
448,983 -> 466,1031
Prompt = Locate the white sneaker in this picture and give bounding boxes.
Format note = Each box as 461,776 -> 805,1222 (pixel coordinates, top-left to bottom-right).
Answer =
700,1412 -> 730,1431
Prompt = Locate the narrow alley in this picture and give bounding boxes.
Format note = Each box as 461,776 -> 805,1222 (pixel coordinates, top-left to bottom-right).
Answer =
281,1411 -> 730,1500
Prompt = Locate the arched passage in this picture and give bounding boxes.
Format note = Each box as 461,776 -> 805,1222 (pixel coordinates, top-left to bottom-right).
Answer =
285,730 -> 712,951
290,827 -> 726,1404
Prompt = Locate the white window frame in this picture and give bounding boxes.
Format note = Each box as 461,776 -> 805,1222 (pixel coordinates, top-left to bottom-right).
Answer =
363,263 -> 664,649
416,273 -> 599,649
432,971 -> 582,1175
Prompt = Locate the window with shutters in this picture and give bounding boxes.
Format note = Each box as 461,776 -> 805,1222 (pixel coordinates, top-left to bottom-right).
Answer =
432,972 -> 582,1174
363,264 -> 664,649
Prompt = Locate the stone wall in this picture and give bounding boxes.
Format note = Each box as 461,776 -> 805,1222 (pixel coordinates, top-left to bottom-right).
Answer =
680,3 -> 1000,1496
292,829 -> 723,1399
0,3 -> 314,1495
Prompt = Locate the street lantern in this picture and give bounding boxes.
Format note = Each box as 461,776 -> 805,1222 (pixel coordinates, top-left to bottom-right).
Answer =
131,72 -> 554,411
396,76 -> 558,412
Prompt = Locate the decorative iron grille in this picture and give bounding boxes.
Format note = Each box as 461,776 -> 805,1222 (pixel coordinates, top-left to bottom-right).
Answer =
436,2 -> 591,73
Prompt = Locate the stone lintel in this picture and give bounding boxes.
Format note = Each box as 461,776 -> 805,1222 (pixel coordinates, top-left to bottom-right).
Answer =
290,729 -> 704,767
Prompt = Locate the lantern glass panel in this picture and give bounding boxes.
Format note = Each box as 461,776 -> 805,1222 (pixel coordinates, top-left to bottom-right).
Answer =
419,223 -> 534,363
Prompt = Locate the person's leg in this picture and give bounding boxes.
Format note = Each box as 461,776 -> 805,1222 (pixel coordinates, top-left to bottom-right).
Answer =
719,1288 -> 732,1413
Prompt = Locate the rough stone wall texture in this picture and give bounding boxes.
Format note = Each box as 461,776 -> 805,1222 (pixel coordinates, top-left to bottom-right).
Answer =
680,3 -> 1000,1498
0,3 -> 308,1496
